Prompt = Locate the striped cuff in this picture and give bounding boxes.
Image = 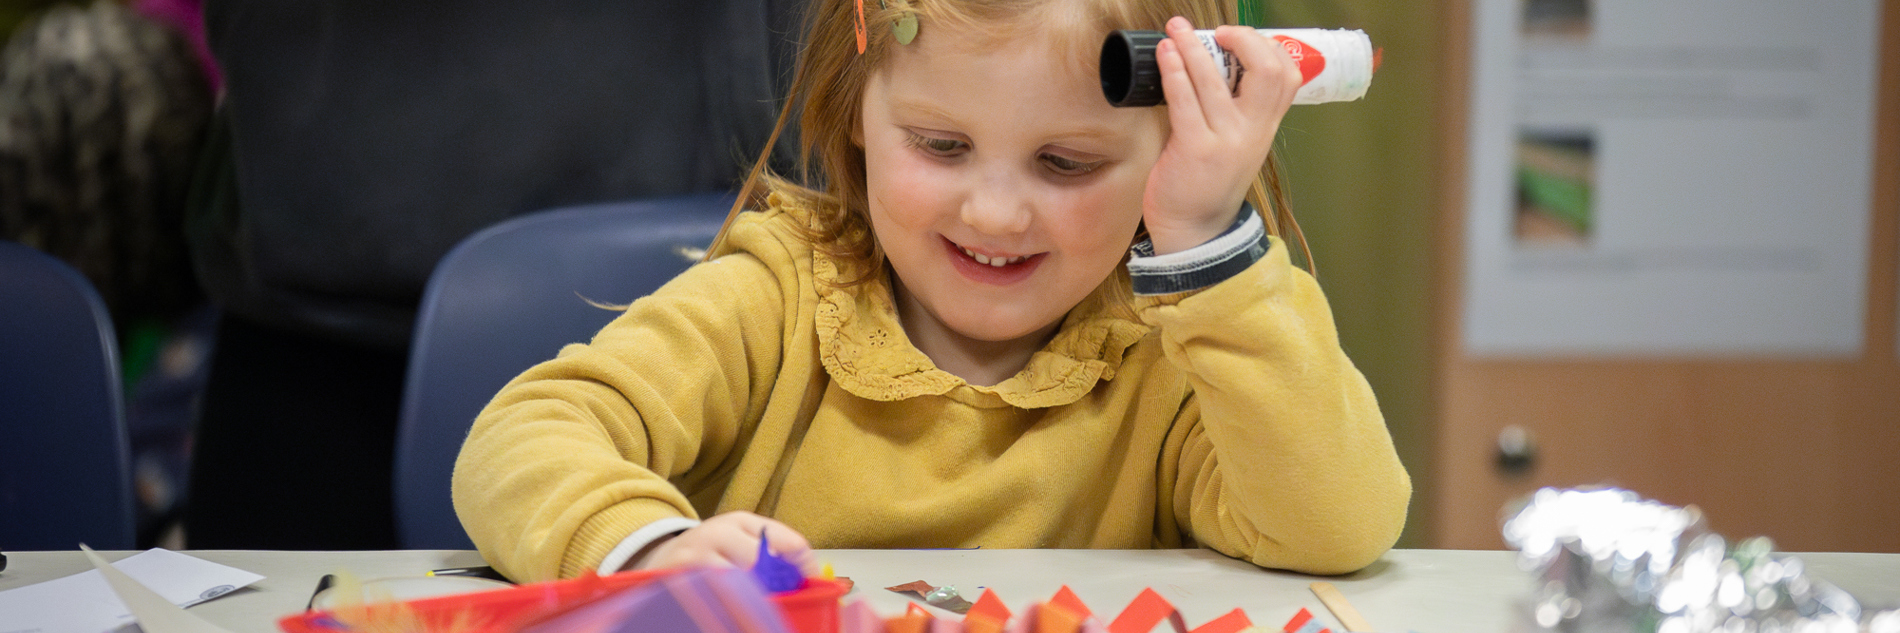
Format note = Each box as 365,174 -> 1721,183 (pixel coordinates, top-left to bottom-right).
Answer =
1127,203 -> 1270,296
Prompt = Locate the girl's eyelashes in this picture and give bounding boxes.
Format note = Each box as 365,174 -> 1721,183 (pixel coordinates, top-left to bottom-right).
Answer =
1040,153 -> 1104,176
904,131 -> 967,157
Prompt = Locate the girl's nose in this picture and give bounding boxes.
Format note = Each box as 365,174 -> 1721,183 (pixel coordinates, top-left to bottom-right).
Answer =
958,170 -> 1034,235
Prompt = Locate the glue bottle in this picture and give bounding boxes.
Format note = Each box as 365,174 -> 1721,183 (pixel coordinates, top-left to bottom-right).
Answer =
1101,28 -> 1378,107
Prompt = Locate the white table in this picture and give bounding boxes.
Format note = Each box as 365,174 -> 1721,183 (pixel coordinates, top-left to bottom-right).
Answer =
3,549 -> 1897,632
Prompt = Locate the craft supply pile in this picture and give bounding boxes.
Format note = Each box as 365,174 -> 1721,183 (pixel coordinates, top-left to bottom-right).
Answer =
1503,487 -> 1900,633
282,560 -> 1351,633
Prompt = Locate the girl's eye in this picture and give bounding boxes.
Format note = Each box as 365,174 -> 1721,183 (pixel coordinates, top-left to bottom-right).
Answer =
1041,153 -> 1103,176
904,133 -> 966,156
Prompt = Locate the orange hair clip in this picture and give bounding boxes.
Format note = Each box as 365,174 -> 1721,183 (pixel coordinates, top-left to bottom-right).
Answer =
854,0 -> 868,53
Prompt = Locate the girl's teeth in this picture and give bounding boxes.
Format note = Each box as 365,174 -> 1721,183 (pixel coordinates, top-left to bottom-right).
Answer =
960,246 -> 1023,267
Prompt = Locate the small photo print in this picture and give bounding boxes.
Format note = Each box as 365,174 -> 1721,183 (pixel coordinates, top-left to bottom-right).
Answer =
1514,129 -> 1594,246
1522,0 -> 1591,39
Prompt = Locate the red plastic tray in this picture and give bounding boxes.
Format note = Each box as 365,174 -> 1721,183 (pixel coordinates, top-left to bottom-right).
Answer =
278,569 -> 847,633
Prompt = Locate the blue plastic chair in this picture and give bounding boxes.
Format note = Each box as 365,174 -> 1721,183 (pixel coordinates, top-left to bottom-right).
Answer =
395,193 -> 736,549
0,240 -> 133,551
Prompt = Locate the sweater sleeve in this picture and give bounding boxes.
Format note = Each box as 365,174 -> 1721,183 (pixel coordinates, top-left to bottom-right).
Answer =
1141,236 -> 1411,575
452,251 -> 788,582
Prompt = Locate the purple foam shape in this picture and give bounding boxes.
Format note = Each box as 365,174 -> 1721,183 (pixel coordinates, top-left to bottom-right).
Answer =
752,529 -> 807,593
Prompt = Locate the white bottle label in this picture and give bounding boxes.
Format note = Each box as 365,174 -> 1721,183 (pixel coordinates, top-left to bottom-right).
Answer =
1191,28 -> 1375,104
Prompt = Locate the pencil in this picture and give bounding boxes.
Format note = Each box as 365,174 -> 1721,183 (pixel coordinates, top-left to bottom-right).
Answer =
427,566 -> 510,582
306,574 -> 335,611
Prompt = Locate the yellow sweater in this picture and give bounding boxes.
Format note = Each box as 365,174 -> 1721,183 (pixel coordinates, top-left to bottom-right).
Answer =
452,194 -> 1410,582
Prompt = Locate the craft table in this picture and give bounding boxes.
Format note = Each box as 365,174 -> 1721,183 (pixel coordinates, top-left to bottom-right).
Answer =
3,548 -> 1898,632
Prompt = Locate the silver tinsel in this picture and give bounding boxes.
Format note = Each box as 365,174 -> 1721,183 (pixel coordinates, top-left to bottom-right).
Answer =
1501,488 -> 1898,633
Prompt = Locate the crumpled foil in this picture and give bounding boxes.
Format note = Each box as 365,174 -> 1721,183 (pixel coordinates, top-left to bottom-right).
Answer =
1501,487 -> 1900,633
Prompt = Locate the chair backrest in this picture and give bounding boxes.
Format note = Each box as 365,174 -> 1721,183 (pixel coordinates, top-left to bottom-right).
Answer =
0,240 -> 133,551
395,193 -> 736,549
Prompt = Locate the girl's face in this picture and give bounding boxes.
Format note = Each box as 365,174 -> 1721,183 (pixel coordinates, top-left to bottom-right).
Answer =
860,17 -> 1167,353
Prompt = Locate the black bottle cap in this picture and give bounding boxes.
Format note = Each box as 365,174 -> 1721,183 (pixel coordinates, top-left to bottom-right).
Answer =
1101,30 -> 1167,107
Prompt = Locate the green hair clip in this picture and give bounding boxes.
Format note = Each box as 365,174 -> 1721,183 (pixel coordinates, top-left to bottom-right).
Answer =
881,0 -> 918,45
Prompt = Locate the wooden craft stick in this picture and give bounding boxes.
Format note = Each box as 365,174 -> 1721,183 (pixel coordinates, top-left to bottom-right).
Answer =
1309,582 -> 1374,633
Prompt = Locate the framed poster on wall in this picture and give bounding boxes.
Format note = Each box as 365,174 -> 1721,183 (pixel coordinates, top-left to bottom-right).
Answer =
1460,0 -> 1882,356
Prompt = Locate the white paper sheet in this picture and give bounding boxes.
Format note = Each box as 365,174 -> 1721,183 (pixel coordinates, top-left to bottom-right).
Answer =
1460,0 -> 1881,356
0,549 -> 263,633
79,546 -> 237,633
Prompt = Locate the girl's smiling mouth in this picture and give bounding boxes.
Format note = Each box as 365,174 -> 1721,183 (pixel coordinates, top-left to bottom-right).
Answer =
941,237 -> 1044,285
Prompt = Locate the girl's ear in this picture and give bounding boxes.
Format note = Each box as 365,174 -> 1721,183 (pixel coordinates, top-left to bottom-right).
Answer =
850,117 -> 865,148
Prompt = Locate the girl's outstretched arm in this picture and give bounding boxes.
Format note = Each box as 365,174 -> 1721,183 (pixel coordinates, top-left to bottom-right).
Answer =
453,249 -> 799,582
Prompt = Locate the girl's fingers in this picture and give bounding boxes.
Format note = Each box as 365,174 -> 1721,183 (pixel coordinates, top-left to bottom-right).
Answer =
643,537 -> 735,570
1155,37 -> 1206,136
1167,18 -> 1241,125
748,517 -> 820,575
712,512 -> 822,575
714,533 -> 761,567
642,511 -> 780,570
716,511 -> 773,566
1216,25 -> 1301,110
757,519 -> 822,575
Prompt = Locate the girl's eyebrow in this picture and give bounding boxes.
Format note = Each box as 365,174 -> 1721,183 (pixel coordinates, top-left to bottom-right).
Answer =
887,98 -> 964,128
1032,124 -> 1129,152
1043,125 -> 1122,143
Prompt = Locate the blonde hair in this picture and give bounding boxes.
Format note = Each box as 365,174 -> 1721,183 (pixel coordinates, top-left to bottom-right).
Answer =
706,0 -> 1308,280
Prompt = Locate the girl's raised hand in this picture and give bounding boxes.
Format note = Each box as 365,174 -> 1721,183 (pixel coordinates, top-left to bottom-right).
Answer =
1141,16 -> 1302,255
634,511 -> 821,575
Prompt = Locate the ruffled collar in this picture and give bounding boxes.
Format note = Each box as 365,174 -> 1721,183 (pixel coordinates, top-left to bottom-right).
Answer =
812,249 -> 1151,409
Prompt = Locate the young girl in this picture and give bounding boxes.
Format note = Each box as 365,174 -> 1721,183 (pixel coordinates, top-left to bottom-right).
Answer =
453,0 -> 1410,583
